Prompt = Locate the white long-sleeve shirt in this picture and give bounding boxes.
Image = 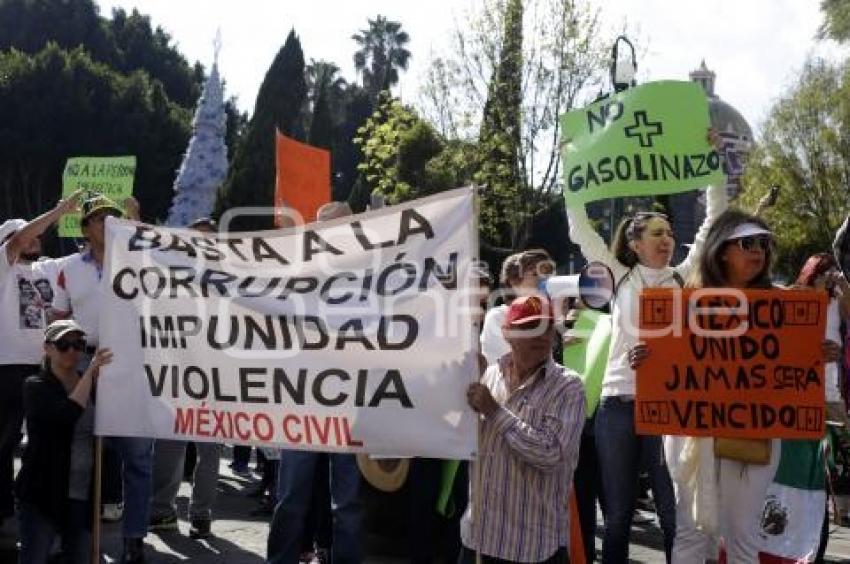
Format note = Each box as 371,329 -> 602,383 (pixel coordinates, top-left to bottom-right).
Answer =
480,305 -> 510,366
566,184 -> 728,397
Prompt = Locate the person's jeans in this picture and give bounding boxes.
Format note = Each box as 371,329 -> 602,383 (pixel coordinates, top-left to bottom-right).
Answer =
107,436 -> 154,539
0,364 -> 38,520
268,450 -> 362,564
300,453 -> 332,553
573,415 -> 602,563
17,499 -> 90,564
151,439 -> 221,521
595,396 -> 675,564
232,445 -> 251,469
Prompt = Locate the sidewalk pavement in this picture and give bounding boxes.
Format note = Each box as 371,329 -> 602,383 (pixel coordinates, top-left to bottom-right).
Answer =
3,450 -> 850,563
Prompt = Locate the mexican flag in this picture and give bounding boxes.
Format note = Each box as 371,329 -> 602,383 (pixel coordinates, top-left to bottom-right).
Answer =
757,440 -> 826,563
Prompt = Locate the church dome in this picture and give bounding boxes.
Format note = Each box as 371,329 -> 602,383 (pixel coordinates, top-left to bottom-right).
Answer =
689,59 -> 753,141
708,97 -> 753,142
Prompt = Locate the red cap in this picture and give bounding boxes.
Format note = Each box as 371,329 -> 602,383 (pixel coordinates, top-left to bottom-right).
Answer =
503,295 -> 554,327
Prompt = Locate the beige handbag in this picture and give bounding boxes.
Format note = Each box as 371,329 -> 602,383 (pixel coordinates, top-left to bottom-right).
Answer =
713,438 -> 771,465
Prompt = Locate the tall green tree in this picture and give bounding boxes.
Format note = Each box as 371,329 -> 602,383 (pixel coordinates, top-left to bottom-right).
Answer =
0,42 -> 190,229
333,84 -> 373,201
819,0 -> 850,42
0,0 -> 202,107
352,16 -> 411,101
350,94 -> 476,211
306,59 -> 346,150
106,8 -> 203,106
476,0 -> 524,248
738,58 -> 850,277
419,0 -> 609,251
216,30 -> 307,230
309,84 -> 334,151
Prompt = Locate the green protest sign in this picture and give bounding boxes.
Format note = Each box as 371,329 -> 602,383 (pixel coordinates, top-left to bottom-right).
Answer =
562,309 -> 611,417
560,80 -> 724,207
59,156 -> 136,237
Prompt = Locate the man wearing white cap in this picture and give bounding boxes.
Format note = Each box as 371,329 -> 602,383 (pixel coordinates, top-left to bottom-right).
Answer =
0,190 -> 82,536
51,193 -> 151,564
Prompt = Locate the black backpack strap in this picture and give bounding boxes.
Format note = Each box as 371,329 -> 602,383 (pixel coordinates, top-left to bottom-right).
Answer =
671,271 -> 685,288
613,267 -> 634,299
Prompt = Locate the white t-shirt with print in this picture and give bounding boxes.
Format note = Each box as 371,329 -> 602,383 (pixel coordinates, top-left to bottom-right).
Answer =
0,243 -> 65,364
53,251 -> 104,347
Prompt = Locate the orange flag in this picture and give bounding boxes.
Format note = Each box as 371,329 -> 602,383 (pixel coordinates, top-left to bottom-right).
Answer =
274,131 -> 331,226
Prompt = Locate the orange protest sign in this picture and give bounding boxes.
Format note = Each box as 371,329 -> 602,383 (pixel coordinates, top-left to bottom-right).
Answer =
274,131 -> 330,226
636,288 -> 827,439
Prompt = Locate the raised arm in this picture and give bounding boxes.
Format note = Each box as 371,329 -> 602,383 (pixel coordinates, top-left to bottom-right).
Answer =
566,203 -> 629,281
5,190 -> 83,264
675,183 -> 728,278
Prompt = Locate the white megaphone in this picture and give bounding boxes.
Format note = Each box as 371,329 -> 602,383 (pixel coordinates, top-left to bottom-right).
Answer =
540,261 -> 615,310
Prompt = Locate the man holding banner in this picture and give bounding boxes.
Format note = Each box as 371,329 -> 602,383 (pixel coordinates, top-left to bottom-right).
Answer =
461,295 -> 585,563
52,194 -> 151,564
93,187 -> 478,562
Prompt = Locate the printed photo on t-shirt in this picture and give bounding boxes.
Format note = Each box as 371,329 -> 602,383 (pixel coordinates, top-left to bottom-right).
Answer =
18,276 -> 49,329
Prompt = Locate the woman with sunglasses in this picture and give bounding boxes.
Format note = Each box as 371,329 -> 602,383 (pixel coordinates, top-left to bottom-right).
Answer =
15,320 -> 112,564
637,211 -> 841,562
566,177 -> 727,562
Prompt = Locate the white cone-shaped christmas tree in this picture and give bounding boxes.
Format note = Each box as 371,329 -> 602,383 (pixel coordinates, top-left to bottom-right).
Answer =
165,52 -> 228,227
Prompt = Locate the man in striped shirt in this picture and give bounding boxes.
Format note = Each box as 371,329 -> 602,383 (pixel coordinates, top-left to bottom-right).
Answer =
463,295 -> 585,563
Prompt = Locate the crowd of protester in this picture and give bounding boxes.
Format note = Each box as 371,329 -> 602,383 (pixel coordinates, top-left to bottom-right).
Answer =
0,172 -> 849,564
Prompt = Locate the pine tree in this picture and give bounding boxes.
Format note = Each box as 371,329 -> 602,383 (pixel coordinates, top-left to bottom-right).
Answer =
309,80 -> 334,151
165,56 -> 228,227
475,0 -> 524,248
216,30 -> 307,230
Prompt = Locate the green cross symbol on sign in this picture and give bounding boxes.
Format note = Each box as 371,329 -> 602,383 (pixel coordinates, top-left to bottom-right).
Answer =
624,110 -> 663,148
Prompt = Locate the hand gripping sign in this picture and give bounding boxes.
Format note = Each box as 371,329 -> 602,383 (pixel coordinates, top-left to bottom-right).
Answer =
636,288 -> 827,440
560,80 -> 725,207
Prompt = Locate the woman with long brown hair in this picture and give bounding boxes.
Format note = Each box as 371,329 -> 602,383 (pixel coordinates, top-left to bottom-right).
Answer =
567,179 -> 727,563
644,210 -> 842,562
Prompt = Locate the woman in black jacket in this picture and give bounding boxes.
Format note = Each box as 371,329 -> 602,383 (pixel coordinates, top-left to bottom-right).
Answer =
15,319 -> 111,564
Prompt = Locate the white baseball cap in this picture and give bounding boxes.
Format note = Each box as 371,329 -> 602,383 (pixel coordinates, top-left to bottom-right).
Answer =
44,319 -> 86,343
0,218 -> 26,244
724,222 -> 773,241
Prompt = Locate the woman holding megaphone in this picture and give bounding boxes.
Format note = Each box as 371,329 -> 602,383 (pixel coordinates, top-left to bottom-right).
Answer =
566,170 -> 727,560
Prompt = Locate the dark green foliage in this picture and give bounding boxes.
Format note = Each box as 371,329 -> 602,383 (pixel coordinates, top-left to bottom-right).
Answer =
216,30 -> 307,230
334,84 -> 373,202
0,43 -> 190,229
223,97 -> 249,161
738,58 -> 850,277
0,0 -> 202,106
351,94 -> 476,212
476,0 -> 525,248
820,0 -> 850,42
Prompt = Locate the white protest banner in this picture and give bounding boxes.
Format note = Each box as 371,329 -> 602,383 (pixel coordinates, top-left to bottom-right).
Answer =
95,187 -> 479,459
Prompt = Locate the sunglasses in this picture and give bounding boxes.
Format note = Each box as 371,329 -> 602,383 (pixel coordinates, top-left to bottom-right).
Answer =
52,339 -> 86,352
734,235 -> 773,252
